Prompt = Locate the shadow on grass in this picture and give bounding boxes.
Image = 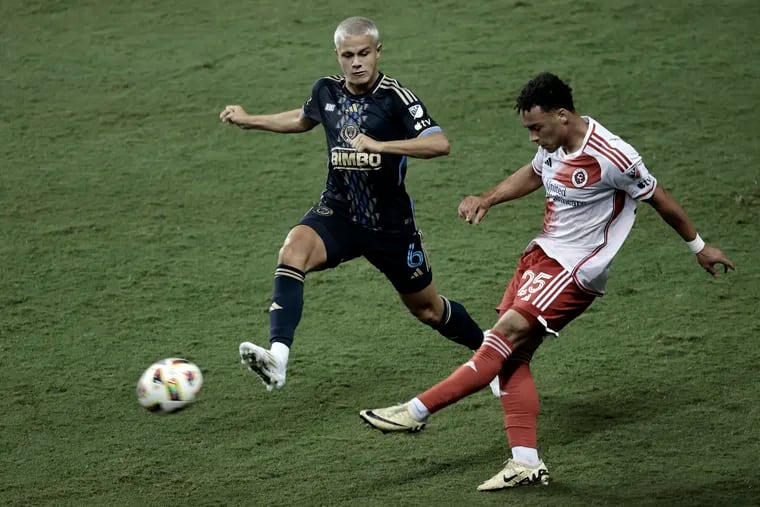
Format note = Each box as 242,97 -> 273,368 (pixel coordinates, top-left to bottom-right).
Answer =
547,477 -> 759,507
540,385 -> 670,446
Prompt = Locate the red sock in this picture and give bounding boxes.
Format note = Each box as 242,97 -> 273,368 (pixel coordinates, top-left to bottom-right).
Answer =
500,362 -> 539,448
418,329 -> 514,413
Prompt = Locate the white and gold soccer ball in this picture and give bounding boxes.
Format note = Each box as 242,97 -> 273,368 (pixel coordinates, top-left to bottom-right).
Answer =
136,358 -> 203,413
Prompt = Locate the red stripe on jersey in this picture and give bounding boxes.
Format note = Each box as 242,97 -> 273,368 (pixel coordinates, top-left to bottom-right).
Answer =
571,189 -> 626,293
552,155 -> 602,187
582,123 -> 597,152
591,132 -> 632,165
588,139 -> 629,171
587,137 -> 629,170
587,134 -> 632,170
591,132 -> 632,166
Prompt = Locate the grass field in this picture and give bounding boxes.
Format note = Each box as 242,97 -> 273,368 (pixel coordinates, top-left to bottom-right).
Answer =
2,0 -> 760,505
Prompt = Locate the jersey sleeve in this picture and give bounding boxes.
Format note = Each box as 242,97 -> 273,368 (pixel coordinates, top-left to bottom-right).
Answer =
301,79 -> 323,124
594,135 -> 657,200
531,148 -> 547,175
392,90 -> 441,138
608,156 -> 657,200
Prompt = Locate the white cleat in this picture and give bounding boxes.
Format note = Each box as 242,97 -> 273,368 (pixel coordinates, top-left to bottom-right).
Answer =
239,341 -> 286,391
477,459 -> 550,491
359,403 -> 426,433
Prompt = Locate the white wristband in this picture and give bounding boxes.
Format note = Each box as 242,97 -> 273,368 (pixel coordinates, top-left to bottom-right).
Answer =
686,233 -> 705,254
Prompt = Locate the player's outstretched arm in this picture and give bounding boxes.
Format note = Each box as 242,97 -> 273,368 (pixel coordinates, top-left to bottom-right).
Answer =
645,186 -> 735,276
459,163 -> 543,224
350,131 -> 450,159
219,106 -> 318,133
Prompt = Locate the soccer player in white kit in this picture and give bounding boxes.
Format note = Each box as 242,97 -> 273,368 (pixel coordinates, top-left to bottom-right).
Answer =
359,72 -> 735,491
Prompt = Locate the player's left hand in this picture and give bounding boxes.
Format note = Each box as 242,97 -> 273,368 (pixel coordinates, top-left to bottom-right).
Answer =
696,244 -> 735,277
350,134 -> 384,153
458,195 -> 492,224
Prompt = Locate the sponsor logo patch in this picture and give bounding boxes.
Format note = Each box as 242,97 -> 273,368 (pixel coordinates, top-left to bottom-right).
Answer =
330,147 -> 382,171
414,119 -> 432,131
636,175 -> 654,189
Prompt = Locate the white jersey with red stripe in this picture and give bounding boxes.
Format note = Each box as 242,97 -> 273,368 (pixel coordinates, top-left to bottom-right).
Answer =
529,116 -> 657,295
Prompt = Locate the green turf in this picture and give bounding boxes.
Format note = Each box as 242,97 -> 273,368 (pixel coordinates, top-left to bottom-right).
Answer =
2,0 -> 759,505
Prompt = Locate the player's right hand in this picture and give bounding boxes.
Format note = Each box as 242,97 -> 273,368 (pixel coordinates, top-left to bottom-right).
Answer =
220,105 -> 248,126
458,195 -> 491,224
696,244 -> 735,277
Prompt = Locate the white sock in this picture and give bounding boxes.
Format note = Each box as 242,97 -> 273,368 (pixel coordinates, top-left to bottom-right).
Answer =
408,397 -> 430,421
511,446 -> 540,466
270,342 -> 290,365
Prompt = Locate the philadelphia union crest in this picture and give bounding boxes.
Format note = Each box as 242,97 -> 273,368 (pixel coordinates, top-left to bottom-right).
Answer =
340,122 -> 360,142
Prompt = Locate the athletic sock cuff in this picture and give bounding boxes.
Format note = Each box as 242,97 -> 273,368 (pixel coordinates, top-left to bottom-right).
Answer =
483,329 -> 515,358
274,264 -> 305,282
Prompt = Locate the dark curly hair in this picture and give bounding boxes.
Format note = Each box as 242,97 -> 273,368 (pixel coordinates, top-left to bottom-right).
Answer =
515,72 -> 575,113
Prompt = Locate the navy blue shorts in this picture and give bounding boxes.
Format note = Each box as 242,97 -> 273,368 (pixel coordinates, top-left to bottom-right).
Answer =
298,205 -> 433,294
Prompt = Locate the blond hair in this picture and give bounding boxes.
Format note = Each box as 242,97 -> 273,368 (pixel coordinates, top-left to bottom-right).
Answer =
333,17 -> 380,48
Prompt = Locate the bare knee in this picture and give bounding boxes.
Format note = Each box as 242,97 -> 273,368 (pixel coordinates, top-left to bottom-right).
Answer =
277,226 -> 327,272
410,304 -> 440,326
400,285 -> 444,327
493,310 -> 535,348
278,241 -> 305,266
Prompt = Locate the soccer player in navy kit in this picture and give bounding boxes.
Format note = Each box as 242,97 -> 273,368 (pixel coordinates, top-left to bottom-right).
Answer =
220,16 -> 483,390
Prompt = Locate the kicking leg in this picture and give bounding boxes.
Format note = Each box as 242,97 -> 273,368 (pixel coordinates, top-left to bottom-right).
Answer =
240,224 -> 327,390
360,310 -> 535,430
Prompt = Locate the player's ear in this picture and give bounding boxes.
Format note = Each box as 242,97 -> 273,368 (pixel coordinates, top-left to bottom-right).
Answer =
558,109 -> 569,125
376,43 -> 382,59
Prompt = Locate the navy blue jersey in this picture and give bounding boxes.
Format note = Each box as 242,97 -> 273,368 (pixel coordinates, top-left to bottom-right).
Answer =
301,73 -> 442,234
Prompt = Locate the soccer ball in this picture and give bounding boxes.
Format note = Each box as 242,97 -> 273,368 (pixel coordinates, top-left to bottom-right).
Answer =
136,358 -> 203,413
